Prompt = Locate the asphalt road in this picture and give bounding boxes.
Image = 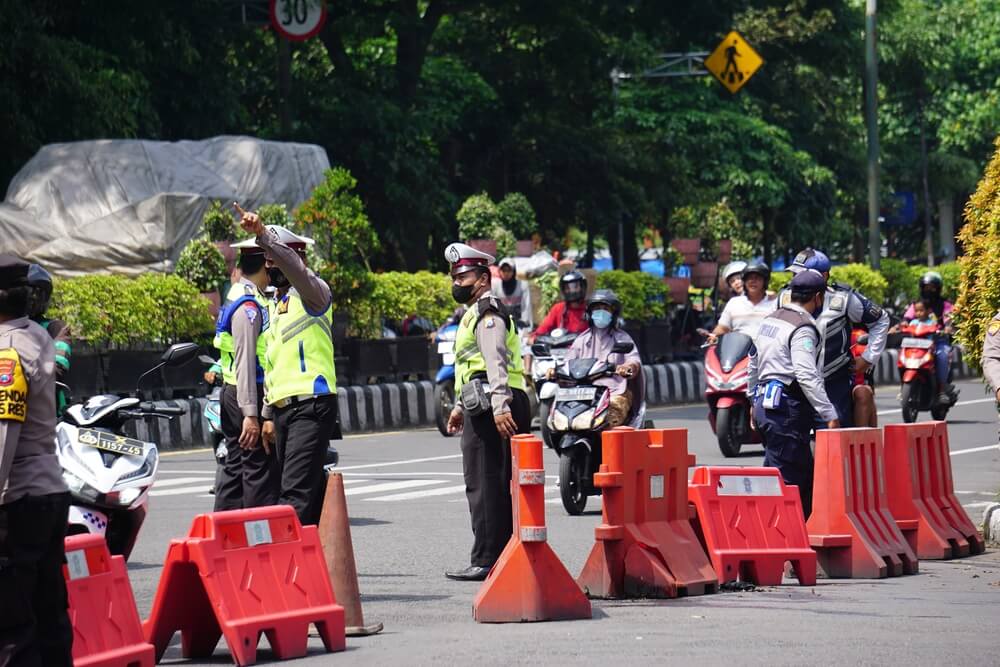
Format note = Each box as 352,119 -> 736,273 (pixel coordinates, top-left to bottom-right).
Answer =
127,378 -> 1000,665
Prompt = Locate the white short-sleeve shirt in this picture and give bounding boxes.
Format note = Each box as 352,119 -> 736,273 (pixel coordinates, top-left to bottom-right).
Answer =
718,294 -> 778,338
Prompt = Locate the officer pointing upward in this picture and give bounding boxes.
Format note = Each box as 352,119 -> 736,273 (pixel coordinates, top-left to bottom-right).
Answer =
749,269 -> 840,518
444,243 -> 531,582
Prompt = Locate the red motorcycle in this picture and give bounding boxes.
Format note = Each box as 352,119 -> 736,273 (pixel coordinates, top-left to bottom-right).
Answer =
897,322 -> 951,422
704,332 -> 761,457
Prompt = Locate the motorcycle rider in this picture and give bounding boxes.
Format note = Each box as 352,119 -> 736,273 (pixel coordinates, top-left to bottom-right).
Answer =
782,248 -> 889,427
532,271 -> 589,338
26,265 -> 72,415
549,290 -> 641,427
491,258 -> 533,328
708,262 -> 776,343
899,271 -> 957,405
721,260 -> 747,299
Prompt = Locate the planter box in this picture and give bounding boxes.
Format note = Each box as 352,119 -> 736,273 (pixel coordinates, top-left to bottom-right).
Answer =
201,290 -> 221,320
691,262 -> 718,289
717,239 -> 732,264
671,238 -> 701,265
664,276 -> 691,304
642,320 -> 673,364
468,239 -> 498,258
345,339 -> 395,384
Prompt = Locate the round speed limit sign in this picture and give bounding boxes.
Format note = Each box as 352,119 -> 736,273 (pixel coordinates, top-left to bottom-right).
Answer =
270,0 -> 327,42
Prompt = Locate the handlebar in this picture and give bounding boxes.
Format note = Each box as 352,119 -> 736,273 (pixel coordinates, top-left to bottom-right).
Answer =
155,406 -> 187,416
119,405 -> 186,420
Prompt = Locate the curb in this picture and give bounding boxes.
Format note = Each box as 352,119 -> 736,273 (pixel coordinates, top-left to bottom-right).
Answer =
136,348 -> 979,451
982,503 -> 1000,546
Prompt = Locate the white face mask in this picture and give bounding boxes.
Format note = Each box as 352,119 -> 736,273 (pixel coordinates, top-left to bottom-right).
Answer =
591,309 -> 613,329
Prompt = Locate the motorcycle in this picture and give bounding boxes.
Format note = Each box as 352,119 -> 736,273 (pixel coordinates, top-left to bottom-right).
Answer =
703,332 -> 760,457
198,355 -> 225,494
531,329 -> 578,448
897,322 -> 955,422
433,323 -> 458,436
544,340 -> 646,515
58,342 -> 199,558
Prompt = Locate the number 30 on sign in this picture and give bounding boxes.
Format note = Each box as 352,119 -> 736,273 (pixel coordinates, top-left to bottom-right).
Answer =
270,0 -> 327,42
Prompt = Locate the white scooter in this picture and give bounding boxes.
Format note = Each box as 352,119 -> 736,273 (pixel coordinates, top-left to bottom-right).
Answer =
57,342 -> 198,559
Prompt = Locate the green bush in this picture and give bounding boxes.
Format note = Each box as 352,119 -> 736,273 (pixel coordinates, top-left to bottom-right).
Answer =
768,270 -> 792,294
202,200 -> 237,242
594,270 -> 667,322
534,271 -> 562,316
829,264 -> 888,304
671,199 -> 756,261
457,191 -> 535,258
497,193 -> 538,240
50,274 -> 215,346
456,193 -> 498,240
350,271 -> 453,339
880,258 -> 915,307
908,261 -> 961,303
174,237 -> 228,292
955,136 -> 1000,369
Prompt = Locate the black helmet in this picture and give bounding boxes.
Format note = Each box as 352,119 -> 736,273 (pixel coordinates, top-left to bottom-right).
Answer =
741,262 -> 771,287
560,270 -> 587,303
26,264 -> 53,319
587,289 -> 622,322
919,271 -> 943,299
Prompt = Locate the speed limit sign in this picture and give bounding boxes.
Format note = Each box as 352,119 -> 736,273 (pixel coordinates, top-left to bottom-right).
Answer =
270,0 -> 327,41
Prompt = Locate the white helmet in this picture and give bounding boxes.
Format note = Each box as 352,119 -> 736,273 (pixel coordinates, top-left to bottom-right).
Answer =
723,261 -> 747,282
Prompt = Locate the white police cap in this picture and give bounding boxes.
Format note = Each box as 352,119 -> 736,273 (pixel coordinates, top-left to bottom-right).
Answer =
230,237 -> 264,254
267,225 -> 315,248
444,242 -> 495,275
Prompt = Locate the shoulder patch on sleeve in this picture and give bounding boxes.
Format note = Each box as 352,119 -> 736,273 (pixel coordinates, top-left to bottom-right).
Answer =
988,321 -> 1000,337
0,348 -> 28,422
241,302 -> 259,325
778,290 -> 792,308
477,296 -> 501,317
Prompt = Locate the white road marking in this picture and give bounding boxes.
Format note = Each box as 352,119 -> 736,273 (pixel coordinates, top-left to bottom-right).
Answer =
963,502 -> 994,509
154,477 -> 217,488
955,490 -> 996,495
150,485 -> 212,497
344,479 -> 444,496
950,444 -> 1000,457
336,454 -> 463,471
341,471 -> 465,477
877,397 -> 995,416
157,470 -> 216,475
367,484 -> 468,501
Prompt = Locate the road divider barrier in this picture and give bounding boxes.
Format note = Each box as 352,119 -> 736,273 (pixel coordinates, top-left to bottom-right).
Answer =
63,533 -> 156,667
318,472 -> 384,636
688,466 -> 817,586
883,421 -> 986,559
807,428 -> 918,578
143,506 -> 346,665
473,434 -> 592,623
577,427 -> 718,599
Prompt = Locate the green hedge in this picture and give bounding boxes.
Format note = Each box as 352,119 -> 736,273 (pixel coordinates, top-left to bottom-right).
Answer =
829,264 -> 888,305
50,274 -> 215,346
351,271 -> 454,339
594,270 -> 667,322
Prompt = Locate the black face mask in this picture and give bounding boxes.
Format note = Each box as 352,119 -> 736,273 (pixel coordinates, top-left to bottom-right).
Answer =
268,267 -> 289,289
452,283 -> 476,304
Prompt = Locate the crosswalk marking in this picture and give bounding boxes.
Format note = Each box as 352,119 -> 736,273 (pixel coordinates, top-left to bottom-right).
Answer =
150,484 -> 212,497
154,477 -> 216,488
344,480 -> 443,496
367,484 -> 467,502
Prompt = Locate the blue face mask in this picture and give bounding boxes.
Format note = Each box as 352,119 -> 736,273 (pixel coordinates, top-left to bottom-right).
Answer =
591,310 -> 613,329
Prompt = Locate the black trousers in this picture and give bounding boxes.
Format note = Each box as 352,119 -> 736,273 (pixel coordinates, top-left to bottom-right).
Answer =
274,394 -> 338,526
214,384 -> 279,512
0,493 -> 73,667
461,388 -> 531,568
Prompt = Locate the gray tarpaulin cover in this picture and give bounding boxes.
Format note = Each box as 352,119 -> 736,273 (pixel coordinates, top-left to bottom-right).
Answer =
0,136 -> 330,276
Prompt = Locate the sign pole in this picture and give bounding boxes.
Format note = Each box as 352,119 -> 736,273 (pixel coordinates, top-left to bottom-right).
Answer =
865,0 -> 881,269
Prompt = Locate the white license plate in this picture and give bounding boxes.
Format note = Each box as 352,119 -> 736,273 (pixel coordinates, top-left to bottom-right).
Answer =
901,337 -> 933,349
555,387 -> 596,402
437,341 -> 454,354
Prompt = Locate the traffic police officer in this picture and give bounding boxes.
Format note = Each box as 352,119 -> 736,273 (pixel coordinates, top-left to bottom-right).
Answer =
0,255 -> 73,666
212,238 -> 278,511
749,269 -> 841,518
444,243 -> 531,581
782,248 -> 889,426
981,311 -> 1000,406
237,207 -> 339,526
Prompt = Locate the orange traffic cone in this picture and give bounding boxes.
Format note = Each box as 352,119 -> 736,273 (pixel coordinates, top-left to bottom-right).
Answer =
318,472 -> 384,636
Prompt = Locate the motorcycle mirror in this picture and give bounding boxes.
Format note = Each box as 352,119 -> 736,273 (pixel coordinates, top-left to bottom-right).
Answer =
198,354 -> 217,365
531,343 -> 550,357
161,342 -> 200,367
611,340 -> 634,354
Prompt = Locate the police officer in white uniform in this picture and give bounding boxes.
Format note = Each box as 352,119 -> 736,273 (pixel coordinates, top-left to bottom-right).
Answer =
781,249 -> 889,426
748,270 -> 840,518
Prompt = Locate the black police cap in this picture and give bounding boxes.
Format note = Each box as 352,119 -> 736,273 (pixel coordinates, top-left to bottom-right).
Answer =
0,254 -> 29,289
789,269 -> 827,295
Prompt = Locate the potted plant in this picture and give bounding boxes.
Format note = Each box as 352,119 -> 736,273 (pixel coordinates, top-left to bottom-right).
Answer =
671,238 -> 700,265
717,239 -> 732,264
175,237 -> 228,317
202,201 -> 238,277
691,261 -> 719,289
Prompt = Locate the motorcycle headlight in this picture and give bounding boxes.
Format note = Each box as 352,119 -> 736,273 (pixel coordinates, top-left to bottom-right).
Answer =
118,487 -> 142,506
63,471 -> 100,502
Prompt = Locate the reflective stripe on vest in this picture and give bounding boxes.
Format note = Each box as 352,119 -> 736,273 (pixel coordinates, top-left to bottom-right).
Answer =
264,289 -> 336,404
213,282 -> 269,385
453,306 -> 525,393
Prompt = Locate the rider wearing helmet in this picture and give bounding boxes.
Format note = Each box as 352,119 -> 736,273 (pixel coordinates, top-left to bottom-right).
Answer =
532,270 -> 589,337
491,257 -> 533,328
709,262 -> 777,343
555,289 -> 641,427
722,260 -> 748,298
779,248 -> 890,427
902,271 -> 957,405
27,264 -> 72,414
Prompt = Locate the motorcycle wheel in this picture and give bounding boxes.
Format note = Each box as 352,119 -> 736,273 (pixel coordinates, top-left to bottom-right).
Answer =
900,383 -> 919,423
538,401 -> 554,449
434,383 -> 456,437
559,451 -> 588,515
716,406 -> 742,457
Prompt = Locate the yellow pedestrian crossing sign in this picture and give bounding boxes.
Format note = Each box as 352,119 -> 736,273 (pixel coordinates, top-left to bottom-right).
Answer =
704,31 -> 763,94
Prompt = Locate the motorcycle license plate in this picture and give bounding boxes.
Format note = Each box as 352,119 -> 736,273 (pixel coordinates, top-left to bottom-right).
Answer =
437,341 -> 454,354
901,337 -> 933,349
78,429 -> 144,457
555,387 -> 596,402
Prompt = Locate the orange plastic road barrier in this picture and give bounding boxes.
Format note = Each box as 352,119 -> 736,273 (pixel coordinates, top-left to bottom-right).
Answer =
883,422 -> 986,559
807,428 -> 918,578
318,472 -> 384,635
688,466 -> 816,586
473,434 -> 592,623
63,533 -> 156,667
577,427 -> 717,599
143,506 -> 346,666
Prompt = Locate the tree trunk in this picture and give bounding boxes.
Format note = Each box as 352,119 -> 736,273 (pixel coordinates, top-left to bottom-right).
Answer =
938,196 -> 955,261
762,212 -> 774,267
919,104 -> 935,266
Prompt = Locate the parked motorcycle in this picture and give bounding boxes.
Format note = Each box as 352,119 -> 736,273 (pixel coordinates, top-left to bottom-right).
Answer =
703,332 -> 760,457
544,340 -> 646,515
433,323 -> 458,436
198,355 -> 225,495
897,322 -> 955,422
531,329 -> 578,448
58,342 -> 199,559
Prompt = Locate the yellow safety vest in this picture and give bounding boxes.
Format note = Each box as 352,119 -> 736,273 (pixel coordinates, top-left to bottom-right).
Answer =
213,282 -> 269,386
454,301 -> 525,393
264,289 -> 336,404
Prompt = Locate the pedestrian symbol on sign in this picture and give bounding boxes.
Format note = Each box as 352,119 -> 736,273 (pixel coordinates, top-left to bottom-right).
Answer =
704,31 -> 763,94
